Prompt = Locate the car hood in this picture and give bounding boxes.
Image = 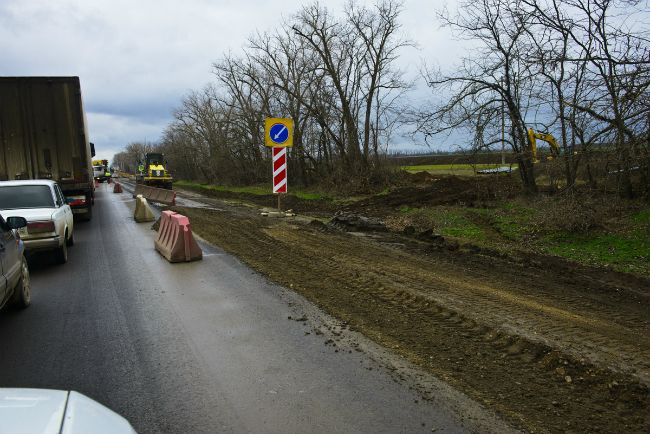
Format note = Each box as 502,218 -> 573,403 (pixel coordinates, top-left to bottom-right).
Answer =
0,388 -> 136,434
0,208 -> 55,222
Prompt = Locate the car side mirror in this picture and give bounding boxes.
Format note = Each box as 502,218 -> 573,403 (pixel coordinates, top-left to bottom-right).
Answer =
6,216 -> 27,229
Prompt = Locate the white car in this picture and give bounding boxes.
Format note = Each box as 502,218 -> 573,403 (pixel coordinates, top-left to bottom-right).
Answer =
0,388 -> 137,433
0,215 -> 30,309
0,180 -> 74,264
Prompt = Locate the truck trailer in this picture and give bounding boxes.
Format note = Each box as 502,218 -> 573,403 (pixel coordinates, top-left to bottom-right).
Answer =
0,77 -> 95,220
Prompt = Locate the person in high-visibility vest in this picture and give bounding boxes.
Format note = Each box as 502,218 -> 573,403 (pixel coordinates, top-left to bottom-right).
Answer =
138,164 -> 144,174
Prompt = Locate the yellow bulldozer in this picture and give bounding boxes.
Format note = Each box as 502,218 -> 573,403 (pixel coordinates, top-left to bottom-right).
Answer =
135,152 -> 173,190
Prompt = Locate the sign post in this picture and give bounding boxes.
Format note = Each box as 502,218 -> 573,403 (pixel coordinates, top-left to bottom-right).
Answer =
265,118 -> 293,211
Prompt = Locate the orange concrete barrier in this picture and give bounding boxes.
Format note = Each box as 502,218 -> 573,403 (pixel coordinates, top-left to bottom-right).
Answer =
154,211 -> 202,263
113,182 -> 123,193
155,210 -> 177,244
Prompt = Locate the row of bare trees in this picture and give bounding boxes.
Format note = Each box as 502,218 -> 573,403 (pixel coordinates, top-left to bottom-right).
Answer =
413,0 -> 649,196
115,0 -> 648,196
150,0 -> 409,189
113,141 -> 155,174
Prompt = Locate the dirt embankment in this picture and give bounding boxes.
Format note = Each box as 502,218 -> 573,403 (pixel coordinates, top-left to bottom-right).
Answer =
169,176 -> 649,433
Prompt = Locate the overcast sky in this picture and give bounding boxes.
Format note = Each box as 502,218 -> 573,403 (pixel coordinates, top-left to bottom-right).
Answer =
0,0 -> 461,163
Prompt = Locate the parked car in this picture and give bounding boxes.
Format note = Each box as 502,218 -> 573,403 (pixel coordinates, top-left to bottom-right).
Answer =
0,180 -> 74,264
0,215 -> 30,309
0,388 -> 137,433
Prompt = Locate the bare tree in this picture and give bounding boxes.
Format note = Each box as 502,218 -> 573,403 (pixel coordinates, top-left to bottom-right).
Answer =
414,0 -> 649,195
129,1 -> 412,188
292,0 -> 409,176
414,0 -> 541,193
539,0 -> 649,197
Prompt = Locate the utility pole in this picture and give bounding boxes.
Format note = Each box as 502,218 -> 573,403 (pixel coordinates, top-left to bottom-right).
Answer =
501,78 -> 506,165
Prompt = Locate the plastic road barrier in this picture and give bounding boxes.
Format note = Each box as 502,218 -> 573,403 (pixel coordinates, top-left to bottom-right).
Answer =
154,210 -> 202,263
134,195 -> 155,223
113,182 -> 123,193
132,184 -> 176,206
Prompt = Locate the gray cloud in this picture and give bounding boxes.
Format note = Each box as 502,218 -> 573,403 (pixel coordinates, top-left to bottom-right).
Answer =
1,0 -> 455,162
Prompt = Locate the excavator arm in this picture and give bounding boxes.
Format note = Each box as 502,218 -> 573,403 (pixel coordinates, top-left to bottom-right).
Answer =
527,128 -> 560,162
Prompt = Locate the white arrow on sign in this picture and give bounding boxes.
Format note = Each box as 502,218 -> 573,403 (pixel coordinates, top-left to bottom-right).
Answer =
273,125 -> 287,141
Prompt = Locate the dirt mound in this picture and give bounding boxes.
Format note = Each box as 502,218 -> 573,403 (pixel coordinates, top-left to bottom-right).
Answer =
345,175 -> 519,214
329,212 -> 387,232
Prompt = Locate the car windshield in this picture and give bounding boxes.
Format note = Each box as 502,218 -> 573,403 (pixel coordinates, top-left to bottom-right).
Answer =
0,185 -> 55,210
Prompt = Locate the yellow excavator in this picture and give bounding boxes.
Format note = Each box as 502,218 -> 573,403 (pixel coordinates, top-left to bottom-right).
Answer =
527,128 -> 560,163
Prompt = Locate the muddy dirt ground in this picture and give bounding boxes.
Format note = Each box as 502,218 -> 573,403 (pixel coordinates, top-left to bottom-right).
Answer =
169,177 -> 649,433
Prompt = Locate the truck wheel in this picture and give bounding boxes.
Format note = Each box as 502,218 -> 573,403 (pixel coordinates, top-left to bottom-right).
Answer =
11,257 -> 31,309
84,205 -> 93,221
55,235 -> 68,264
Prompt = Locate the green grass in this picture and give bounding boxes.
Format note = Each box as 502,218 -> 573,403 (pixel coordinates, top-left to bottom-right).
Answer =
544,231 -> 649,274
174,180 -> 330,201
488,202 -> 538,240
294,191 -> 328,200
175,180 -> 269,195
632,209 -> 650,224
401,207 -> 487,241
401,163 -> 519,176
391,198 -> 649,276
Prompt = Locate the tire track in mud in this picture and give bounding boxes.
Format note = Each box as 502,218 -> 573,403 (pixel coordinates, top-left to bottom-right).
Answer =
176,207 -> 650,433
270,226 -> 650,382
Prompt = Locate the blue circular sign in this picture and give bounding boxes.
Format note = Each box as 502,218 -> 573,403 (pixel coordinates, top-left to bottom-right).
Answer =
269,123 -> 289,144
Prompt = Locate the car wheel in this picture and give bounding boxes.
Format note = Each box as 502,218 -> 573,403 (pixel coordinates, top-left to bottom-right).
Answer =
56,234 -> 68,264
11,256 -> 31,309
67,228 -> 75,246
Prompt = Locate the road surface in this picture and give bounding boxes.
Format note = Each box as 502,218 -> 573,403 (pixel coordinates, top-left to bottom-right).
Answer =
0,183 -> 510,433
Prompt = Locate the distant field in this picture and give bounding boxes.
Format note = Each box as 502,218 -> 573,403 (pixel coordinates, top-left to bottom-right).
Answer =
401,163 -> 518,176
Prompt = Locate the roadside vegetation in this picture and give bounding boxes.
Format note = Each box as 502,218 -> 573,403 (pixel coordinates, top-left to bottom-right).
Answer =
113,0 -> 648,200
171,161 -> 649,278
387,192 -> 650,276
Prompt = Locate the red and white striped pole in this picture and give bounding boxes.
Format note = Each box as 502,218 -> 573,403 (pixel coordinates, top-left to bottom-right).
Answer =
272,147 -> 287,210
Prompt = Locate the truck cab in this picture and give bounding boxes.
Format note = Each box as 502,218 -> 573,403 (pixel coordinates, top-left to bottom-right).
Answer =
92,159 -> 111,182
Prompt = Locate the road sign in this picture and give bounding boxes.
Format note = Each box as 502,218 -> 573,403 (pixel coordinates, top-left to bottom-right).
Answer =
272,147 -> 287,193
265,118 -> 293,147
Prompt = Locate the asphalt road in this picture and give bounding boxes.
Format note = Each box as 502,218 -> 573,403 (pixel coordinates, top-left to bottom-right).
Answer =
0,184 -> 498,433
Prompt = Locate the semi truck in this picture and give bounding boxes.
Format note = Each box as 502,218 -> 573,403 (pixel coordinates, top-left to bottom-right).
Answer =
92,159 -> 111,182
0,77 -> 95,220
